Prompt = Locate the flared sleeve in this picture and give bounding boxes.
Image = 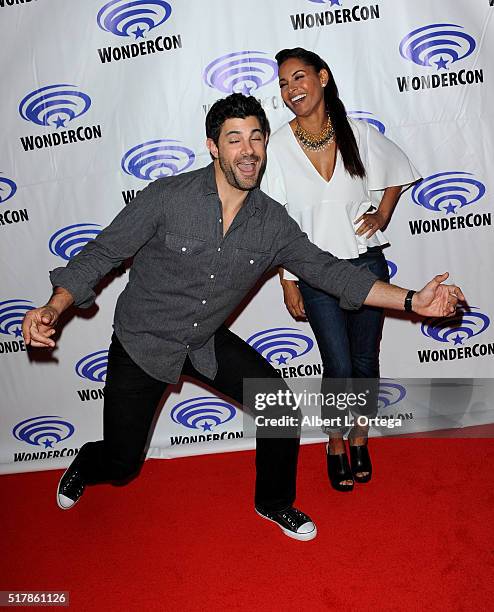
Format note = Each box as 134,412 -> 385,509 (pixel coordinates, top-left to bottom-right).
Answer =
365,122 -> 422,191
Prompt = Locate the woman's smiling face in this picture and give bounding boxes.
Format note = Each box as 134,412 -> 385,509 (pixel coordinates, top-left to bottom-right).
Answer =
278,57 -> 329,118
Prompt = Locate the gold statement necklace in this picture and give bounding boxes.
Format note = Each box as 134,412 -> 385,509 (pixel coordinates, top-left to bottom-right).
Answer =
294,115 -> 335,151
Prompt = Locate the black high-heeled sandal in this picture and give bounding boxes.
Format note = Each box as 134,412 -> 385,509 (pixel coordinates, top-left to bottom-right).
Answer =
326,446 -> 354,492
349,441 -> 372,483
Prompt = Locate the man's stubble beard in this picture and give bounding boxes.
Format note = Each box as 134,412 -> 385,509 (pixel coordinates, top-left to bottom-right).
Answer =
218,153 -> 267,192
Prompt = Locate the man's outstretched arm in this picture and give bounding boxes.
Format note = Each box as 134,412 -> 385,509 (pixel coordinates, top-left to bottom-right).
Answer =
22,287 -> 74,348
274,211 -> 464,317
364,272 -> 464,317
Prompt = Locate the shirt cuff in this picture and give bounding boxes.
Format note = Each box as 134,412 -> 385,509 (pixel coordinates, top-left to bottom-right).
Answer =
339,266 -> 377,310
50,267 -> 96,309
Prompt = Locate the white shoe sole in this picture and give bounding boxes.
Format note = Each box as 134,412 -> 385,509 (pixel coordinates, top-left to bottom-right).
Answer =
56,467 -> 81,510
255,509 -> 317,541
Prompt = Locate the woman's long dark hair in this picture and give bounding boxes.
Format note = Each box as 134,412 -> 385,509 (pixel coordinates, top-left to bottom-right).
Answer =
275,47 -> 365,178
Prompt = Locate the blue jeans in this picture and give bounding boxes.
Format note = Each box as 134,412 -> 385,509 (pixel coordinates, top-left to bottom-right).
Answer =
299,247 -> 389,432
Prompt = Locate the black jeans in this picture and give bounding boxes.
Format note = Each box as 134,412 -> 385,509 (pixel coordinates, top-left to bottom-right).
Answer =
73,326 -> 299,511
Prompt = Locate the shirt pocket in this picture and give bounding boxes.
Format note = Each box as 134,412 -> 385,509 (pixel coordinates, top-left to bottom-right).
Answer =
224,246 -> 272,291
163,232 -> 207,277
164,232 -> 206,256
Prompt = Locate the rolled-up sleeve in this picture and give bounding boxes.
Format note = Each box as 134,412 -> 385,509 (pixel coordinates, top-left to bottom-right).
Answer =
50,179 -> 165,308
273,210 -> 377,310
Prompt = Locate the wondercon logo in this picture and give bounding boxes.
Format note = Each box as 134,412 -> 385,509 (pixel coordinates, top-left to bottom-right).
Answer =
203,51 -> 278,95
13,416 -> 75,449
421,307 -> 490,346
377,379 -> 406,410
0,175 -> 17,204
49,223 -> 102,261
75,350 -> 109,382
246,327 -> 314,365
171,396 -> 236,431
121,139 -> 195,180
97,0 -> 172,39
412,172 -> 485,215
19,84 -> 91,129
386,260 -> 397,280
0,299 -> 34,338
347,111 -> 385,134
399,24 -> 476,71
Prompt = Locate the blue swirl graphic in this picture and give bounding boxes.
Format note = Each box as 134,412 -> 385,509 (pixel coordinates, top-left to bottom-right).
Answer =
421,307 -> 490,345
0,299 -> 34,337
19,84 -> 91,129
386,260 -> 397,280
399,24 -> 476,70
13,416 -> 75,448
171,396 -> 236,431
308,0 -> 342,4
412,172 -> 485,214
121,139 -> 195,180
75,350 -> 109,382
97,0 -> 172,39
203,51 -> 278,95
246,327 -> 314,365
377,379 -> 407,410
49,223 -> 102,261
0,175 -> 17,204
347,111 -> 385,134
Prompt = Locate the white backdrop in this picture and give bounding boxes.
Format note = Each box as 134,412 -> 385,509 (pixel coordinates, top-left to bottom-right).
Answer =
1,0 -> 493,474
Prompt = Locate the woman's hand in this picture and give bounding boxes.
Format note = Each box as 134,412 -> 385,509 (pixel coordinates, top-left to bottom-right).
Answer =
354,209 -> 389,238
281,280 -> 306,319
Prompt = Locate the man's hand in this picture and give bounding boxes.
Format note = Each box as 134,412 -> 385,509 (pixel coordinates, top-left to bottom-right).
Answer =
412,272 -> 465,317
22,287 -> 74,348
22,305 -> 60,348
281,280 -> 306,320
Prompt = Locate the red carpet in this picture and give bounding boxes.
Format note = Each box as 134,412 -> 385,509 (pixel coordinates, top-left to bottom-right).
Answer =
2,435 -> 494,611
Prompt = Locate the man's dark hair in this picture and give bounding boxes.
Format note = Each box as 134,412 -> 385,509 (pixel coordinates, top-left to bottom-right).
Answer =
205,93 -> 271,145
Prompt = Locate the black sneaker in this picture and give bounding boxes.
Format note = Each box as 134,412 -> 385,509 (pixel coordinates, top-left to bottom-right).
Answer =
255,506 -> 317,541
57,465 -> 86,510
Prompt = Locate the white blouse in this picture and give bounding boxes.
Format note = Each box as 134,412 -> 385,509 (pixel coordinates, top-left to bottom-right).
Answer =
262,118 -> 421,280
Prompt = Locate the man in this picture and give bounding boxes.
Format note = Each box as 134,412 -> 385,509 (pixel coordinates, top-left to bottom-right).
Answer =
22,94 -> 463,541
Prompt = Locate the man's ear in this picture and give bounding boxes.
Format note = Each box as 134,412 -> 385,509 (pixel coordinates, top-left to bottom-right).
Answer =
206,138 -> 219,159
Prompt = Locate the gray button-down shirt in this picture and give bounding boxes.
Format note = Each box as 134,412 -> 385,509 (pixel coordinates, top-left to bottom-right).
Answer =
50,163 -> 377,382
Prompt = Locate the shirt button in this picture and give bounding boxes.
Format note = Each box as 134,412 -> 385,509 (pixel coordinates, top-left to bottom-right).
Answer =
249,259 -> 254,264
217,247 -> 221,252
181,247 -> 187,252
186,344 -> 190,349
218,218 -> 222,223
201,299 -> 207,304
193,322 -> 198,327
210,274 -> 215,279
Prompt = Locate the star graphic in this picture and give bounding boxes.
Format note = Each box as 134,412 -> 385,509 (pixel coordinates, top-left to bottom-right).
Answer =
452,334 -> 464,346
444,202 -> 457,215
53,115 -> 66,129
241,83 -> 252,95
276,354 -> 288,365
13,326 -> 23,338
132,26 -> 146,39
43,439 -> 54,448
202,422 -> 213,431
329,0 -> 342,5
434,56 -> 449,71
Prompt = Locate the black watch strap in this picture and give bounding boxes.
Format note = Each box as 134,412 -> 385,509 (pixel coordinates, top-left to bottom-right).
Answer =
404,289 -> 416,312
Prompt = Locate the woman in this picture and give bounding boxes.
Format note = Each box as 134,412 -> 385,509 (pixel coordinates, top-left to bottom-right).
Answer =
262,47 -> 420,491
